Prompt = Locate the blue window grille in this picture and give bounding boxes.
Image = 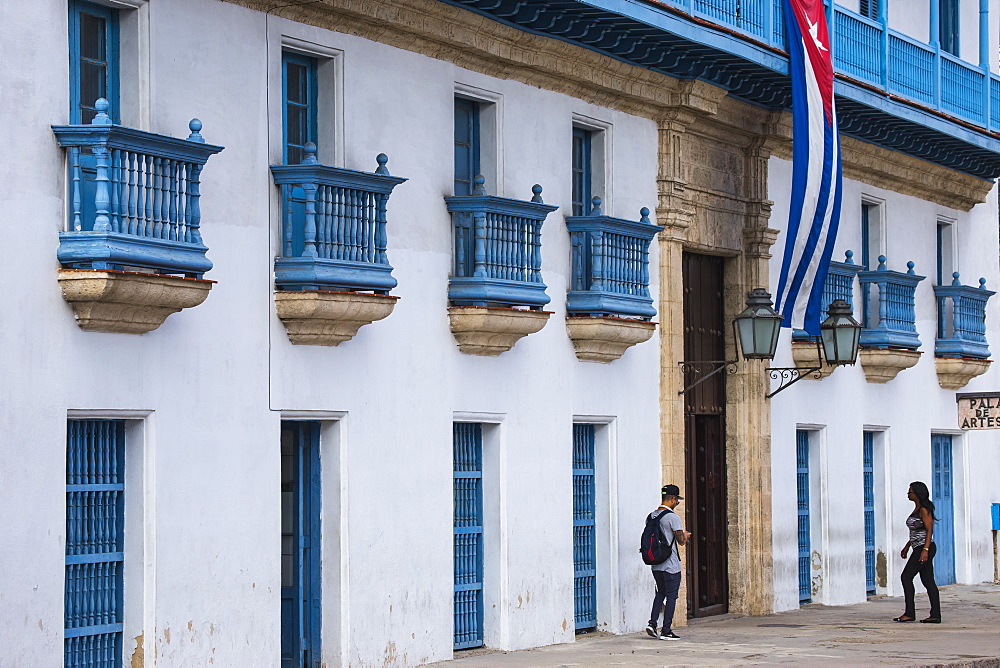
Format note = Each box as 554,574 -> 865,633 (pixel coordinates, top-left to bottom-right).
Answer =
282,53 -> 318,166
934,273 -> 995,359
69,0 -> 119,125
931,434 -> 956,585
796,430 -> 811,604
863,431 -> 876,595
281,422 -> 322,668
454,99 -> 481,197
454,423 -> 484,650
939,0 -> 959,57
565,199 -> 663,320
571,128 -> 592,217
793,251 -> 862,341
446,179 -> 558,309
270,151 -> 407,292
572,424 -> 597,631
65,419 -> 125,668
858,256 -> 925,350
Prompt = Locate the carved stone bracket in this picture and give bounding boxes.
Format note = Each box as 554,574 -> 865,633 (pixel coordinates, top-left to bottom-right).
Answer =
935,357 -> 992,390
275,290 -> 398,346
566,316 -> 656,363
791,341 -> 837,379
448,306 -> 550,356
57,269 -> 214,334
859,348 -> 922,383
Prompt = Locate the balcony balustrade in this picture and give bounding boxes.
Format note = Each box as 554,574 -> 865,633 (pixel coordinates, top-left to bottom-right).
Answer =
565,198 -> 663,320
935,273 -> 994,359
52,99 -> 223,278
269,144 -> 407,293
858,257 -> 925,350
793,250 -> 862,341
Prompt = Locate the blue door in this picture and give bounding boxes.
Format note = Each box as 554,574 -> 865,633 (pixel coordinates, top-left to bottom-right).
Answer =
281,422 -> 322,667
65,419 -> 125,668
931,434 -> 956,585
863,431 -> 876,595
796,430 -> 811,604
572,424 -> 597,631
453,423 -> 484,649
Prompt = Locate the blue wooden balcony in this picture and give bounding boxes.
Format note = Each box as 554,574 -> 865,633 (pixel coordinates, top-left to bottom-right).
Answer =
793,250 -> 862,341
438,0 -> 1000,179
445,177 -> 558,309
51,99 -> 224,278
565,198 -> 663,320
934,273 -> 995,359
270,146 -> 407,292
858,256 -> 925,350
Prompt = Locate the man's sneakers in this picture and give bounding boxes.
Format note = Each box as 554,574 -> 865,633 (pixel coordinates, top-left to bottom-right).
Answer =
646,623 -> 681,640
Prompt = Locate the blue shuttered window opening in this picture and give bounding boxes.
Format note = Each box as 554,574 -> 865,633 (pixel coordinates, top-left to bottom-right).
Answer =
939,0 -> 960,57
863,432 -> 876,595
454,99 -> 481,197
571,128 -> 592,217
283,53 -> 318,166
65,420 -> 126,668
280,421 -> 322,668
796,430 -> 811,604
69,0 -> 119,124
931,435 -> 956,585
454,423 -> 484,650
572,424 -> 597,631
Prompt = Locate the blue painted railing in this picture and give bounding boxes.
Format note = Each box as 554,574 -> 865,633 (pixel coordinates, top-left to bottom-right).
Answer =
934,273 -> 995,359
858,256 -> 925,350
661,1 -> 999,130
270,144 -> 407,292
52,98 -> 223,278
565,197 -> 663,320
446,176 -> 558,308
793,250 -> 862,340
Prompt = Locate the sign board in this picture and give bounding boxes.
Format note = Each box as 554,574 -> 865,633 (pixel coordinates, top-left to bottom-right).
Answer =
957,392 -> 1000,430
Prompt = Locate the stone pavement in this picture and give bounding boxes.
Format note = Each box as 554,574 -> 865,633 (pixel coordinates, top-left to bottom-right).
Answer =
436,584 -> 1000,666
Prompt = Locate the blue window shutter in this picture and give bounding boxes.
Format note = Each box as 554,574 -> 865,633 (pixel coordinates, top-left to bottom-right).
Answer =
940,0 -> 960,56
69,0 -> 119,124
282,53 -> 318,165
453,423 -> 484,650
931,434 -> 956,585
572,424 -> 597,631
795,430 -> 811,604
453,99 -> 480,196
862,432 -> 876,595
65,419 -> 125,668
571,128 -> 592,216
281,422 -> 322,667
860,205 -> 871,270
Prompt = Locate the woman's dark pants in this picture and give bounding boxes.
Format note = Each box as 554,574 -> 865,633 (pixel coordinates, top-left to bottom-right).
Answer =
901,542 -> 941,619
650,570 -> 682,631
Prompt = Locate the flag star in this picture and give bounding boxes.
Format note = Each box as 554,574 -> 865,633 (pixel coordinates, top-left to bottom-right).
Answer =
806,17 -> 829,52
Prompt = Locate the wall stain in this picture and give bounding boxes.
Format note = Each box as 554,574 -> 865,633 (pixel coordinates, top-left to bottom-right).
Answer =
561,619 -> 568,631
811,550 -> 823,598
130,634 -> 143,668
162,627 -> 170,644
383,640 -> 398,667
876,549 -> 888,588
37,619 -> 43,631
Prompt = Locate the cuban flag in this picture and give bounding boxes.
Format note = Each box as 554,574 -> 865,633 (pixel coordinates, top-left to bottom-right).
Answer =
774,0 -> 843,335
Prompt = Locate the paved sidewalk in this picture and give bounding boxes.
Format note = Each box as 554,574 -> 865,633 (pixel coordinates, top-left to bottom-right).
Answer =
437,584 -> 1000,666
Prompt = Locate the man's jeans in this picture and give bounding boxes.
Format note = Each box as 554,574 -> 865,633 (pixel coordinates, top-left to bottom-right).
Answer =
650,570 -> 682,630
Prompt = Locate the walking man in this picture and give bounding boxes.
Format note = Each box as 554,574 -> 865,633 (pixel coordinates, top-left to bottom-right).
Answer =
646,484 -> 690,640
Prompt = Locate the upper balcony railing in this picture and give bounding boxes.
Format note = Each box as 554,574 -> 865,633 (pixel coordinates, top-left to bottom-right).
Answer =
793,250 -> 862,340
934,273 -> 995,359
565,198 -> 663,320
446,176 -> 558,309
858,256 -> 925,350
662,0 -> 999,130
51,99 -> 224,278
270,144 -> 407,293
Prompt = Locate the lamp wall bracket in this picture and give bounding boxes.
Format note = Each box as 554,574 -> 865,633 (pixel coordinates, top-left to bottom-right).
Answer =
678,360 -> 738,395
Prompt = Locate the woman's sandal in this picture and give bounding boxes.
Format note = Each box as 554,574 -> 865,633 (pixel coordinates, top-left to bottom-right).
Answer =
919,617 -> 941,624
892,615 -> 915,622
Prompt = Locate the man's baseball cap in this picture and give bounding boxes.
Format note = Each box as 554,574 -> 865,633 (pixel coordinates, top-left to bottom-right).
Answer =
661,484 -> 683,499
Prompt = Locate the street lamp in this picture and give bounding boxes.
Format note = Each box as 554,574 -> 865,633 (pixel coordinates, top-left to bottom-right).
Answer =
733,288 -> 783,360
819,299 -> 862,366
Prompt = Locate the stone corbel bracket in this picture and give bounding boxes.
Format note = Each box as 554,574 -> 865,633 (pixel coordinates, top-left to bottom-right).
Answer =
57,269 -> 214,334
275,290 -> 398,346
566,316 -> 656,363
935,357 -> 992,390
790,341 -> 836,379
858,348 -> 922,383
448,306 -> 550,356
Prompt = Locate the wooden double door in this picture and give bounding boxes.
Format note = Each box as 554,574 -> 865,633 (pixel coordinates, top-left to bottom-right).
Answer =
682,253 -> 730,618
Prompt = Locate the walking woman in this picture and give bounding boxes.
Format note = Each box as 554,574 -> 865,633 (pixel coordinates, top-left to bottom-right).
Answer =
893,481 -> 941,623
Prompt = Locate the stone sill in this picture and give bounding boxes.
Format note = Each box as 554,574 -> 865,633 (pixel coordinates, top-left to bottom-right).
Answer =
275,290 -> 398,346
448,306 -> 551,356
934,356 -> 992,390
57,268 -> 214,334
566,316 -> 656,363
790,341 -> 836,380
858,347 -> 922,384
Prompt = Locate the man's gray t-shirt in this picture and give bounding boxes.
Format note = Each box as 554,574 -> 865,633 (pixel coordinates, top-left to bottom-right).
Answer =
650,509 -> 684,573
